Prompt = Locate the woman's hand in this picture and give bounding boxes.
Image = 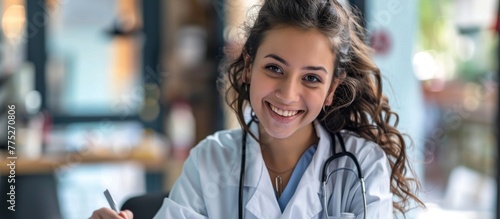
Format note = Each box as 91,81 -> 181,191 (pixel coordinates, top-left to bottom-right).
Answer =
89,208 -> 134,219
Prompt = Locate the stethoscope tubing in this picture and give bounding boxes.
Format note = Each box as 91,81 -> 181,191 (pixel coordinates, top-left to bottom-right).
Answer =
321,132 -> 367,219
238,118 -> 253,219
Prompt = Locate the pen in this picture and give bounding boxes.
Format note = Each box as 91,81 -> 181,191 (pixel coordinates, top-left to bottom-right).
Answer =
104,189 -> 119,213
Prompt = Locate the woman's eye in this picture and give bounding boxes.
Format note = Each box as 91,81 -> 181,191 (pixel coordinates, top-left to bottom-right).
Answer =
265,65 -> 283,74
304,75 -> 321,83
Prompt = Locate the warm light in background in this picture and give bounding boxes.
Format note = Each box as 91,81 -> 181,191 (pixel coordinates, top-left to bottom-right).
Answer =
2,3 -> 25,41
224,0 -> 260,42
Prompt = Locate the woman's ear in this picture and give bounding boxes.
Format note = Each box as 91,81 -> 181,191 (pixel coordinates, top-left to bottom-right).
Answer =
325,91 -> 334,106
243,67 -> 251,83
324,79 -> 340,106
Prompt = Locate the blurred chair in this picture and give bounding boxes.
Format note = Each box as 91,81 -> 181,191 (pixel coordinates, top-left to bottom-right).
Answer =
0,174 -> 62,219
120,192 -> 168,219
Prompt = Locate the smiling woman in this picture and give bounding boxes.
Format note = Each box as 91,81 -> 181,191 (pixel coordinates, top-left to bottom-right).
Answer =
247,27 -> 336,142
90,0 -> 425,218
244,26 -> 340,203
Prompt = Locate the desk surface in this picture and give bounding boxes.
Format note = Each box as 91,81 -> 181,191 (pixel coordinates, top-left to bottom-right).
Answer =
0,148 -> 167,175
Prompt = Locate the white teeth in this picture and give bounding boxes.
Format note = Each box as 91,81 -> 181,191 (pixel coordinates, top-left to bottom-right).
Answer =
270,104 -> 299,117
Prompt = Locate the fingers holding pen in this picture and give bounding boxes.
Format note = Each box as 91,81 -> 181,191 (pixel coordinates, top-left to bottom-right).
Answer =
119,210 -> 134,219
89,208 -> 134,219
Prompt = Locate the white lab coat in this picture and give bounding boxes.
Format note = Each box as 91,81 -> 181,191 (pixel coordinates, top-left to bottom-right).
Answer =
153,121 -> 392,219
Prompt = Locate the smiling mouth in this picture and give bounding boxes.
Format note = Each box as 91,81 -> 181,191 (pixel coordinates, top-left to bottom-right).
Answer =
269,103 -> 300,117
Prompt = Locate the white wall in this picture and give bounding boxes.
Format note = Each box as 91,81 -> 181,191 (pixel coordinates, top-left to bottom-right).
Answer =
365,0 -> 425,216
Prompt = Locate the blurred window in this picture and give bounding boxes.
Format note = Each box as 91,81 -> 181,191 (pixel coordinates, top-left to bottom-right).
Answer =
46,0 -> 143,118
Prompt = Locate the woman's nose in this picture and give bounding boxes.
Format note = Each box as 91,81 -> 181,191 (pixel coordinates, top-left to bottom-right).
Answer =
275,79 -> 300,104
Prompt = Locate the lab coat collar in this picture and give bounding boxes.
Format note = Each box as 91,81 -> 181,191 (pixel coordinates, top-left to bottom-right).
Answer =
227,120 -> 331,187
280,120 -> 330,218
311,120 -> 333,182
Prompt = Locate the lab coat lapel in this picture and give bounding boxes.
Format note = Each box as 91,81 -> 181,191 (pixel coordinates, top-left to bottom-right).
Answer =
281,121 -> 331,218
280,164 -> 323,218
244,121 -> 282,218
245,168 -> 282,218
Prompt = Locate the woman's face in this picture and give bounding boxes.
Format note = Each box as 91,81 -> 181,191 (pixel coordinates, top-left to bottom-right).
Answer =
247,26 -> 338,140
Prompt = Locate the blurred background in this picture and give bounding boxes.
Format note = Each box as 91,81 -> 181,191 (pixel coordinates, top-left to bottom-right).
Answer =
0,0 -> 497,218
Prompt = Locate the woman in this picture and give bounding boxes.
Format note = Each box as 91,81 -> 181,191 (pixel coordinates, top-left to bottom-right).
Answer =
90,0 -> 423,218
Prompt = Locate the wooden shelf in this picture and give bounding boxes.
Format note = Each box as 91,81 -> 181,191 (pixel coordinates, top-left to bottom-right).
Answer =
0,148 -> 167,175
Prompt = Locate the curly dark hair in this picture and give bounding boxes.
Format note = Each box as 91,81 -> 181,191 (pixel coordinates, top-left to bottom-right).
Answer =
218,0 -> 425,215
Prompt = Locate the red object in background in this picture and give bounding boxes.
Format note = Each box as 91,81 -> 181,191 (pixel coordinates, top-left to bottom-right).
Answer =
42,111 -> 52,147
490,11 -> 499,32
495,13 -> 499,32
370,29 -> 392,56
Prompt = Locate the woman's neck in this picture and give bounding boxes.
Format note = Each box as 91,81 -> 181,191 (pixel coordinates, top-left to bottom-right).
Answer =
259,123 -> 318,171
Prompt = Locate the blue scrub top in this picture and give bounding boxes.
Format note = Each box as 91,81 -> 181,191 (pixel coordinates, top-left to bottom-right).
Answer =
277,144 -> 318,212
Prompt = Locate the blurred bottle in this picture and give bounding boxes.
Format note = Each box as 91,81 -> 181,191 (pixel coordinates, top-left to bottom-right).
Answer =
167,100 -> 195,160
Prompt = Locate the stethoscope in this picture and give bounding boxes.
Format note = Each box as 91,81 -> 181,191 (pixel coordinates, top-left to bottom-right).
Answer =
237,117 -> 367,219
321,132 -> 367,219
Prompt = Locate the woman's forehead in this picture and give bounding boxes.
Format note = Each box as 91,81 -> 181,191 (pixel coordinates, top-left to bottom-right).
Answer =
256,26 -> 336,72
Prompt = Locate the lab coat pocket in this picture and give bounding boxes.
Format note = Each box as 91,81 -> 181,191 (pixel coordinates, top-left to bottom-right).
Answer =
328,212 -> 355,219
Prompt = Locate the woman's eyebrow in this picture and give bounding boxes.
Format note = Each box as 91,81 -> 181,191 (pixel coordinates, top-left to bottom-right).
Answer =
264,54 -> 289,66
264,54 -> 328,74
303,66 -> 328,74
